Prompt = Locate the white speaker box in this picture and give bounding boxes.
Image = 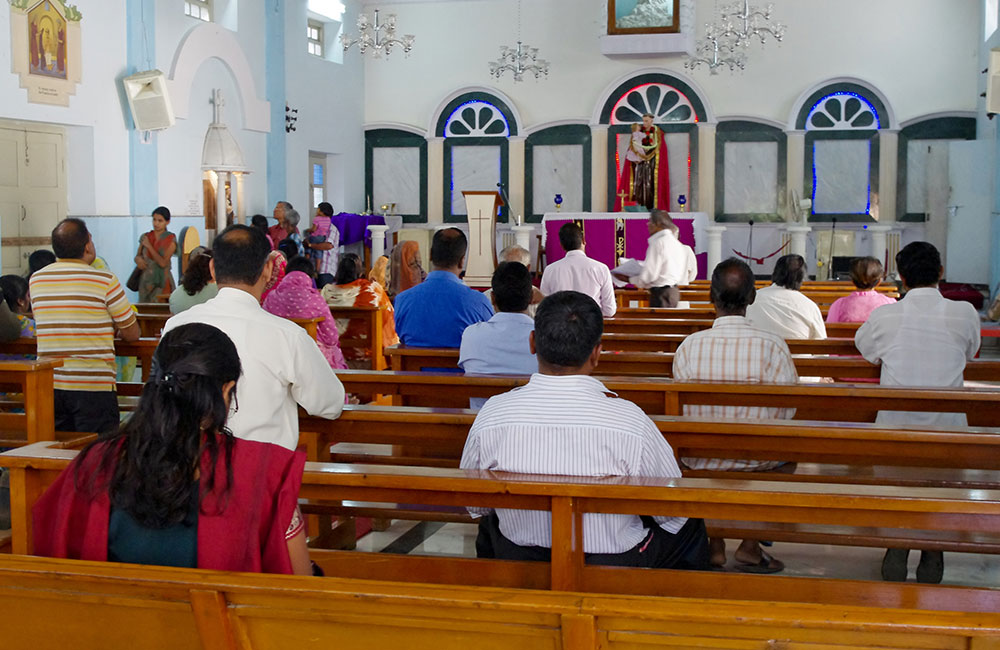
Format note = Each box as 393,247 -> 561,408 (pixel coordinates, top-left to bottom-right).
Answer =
986,49 -> 1000,114
123,70 -> 175,131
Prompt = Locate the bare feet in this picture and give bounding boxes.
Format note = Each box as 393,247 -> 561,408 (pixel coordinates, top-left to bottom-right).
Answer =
733,540 -> 784,574
709,537 -> 726,567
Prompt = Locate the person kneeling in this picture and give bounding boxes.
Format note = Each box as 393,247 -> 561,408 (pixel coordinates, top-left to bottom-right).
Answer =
460,290 -> 709,569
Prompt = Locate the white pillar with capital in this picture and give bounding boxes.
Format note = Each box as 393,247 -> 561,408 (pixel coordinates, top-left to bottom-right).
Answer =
508,136 -> 526,220
877,129 -> 899,223
868,224 -> 894,266
426,136 -> 444,224
697,123 -> 717,216
590,124 -> 609,212
785,130 -> 806,210
784,224 -> 811,260
706,225 -> 726,274
367,224 -> 390,260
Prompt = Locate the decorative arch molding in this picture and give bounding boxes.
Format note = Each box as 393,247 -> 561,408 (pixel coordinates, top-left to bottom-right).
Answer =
523,119 -> 591,136
591,68 -> 713,125
788,77 -> 896,131
899,110 -> 977,129
429,86 -> 522,137
168,24 -> 271,132
717,115 -> 786,130
365,122 -> 427,137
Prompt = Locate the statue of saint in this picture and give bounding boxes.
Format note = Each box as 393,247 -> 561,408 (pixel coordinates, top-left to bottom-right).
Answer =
615,113 -> 670,212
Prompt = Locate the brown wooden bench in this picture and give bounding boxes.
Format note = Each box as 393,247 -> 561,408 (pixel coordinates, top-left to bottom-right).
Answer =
615,303 -> 833,317
288,316 -> 325,341
329,304 -> 386,370
601,333 -> 861,354
3,554 -> 1000,650
133,302 -> 171,315
0,338 -> 160,382
616,286 -> 899,308
0,359 -> 66,448
604,317 -> 860,337
135,312 -> 169,338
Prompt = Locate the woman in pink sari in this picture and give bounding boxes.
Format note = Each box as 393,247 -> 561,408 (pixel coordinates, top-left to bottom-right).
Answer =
263,256 -> 347,370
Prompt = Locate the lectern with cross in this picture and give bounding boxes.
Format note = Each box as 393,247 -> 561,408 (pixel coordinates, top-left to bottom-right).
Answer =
461,191 -> 504,287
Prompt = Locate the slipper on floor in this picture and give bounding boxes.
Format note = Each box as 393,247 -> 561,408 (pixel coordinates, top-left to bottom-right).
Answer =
734,551 -> 784,574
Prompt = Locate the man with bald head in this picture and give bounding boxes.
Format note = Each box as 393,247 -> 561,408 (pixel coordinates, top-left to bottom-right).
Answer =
672,258 -> 798,574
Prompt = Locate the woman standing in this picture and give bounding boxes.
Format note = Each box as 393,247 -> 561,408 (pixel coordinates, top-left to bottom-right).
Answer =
134,206 -> 177,302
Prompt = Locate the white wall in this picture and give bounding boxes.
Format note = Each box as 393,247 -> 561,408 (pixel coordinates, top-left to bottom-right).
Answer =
364,0 -> 980,130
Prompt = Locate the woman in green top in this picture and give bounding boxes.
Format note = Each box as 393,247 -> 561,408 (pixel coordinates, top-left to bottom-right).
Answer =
134,206 -> 177,303
169,247 -> 219,314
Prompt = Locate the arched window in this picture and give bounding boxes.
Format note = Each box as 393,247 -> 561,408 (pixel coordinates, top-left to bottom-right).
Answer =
897,116 -> 976,221
435,91 -> 518,223
715,120 -> 787,222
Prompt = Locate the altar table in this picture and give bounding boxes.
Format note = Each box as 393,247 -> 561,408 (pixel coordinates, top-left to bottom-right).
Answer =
542,212 -> 709,280
331,213 -> 386,248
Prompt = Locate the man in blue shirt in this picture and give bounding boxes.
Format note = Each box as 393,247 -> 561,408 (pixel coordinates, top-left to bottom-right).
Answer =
461,260 -> 537,378
395,228 -> 494,347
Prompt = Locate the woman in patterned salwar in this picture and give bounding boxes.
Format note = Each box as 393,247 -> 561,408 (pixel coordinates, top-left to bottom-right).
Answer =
134,206 -> 177,303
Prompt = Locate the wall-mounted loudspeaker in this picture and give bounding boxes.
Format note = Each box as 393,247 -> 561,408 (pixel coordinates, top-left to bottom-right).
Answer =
986,50 -> 1000,114
122,70 -> 175,131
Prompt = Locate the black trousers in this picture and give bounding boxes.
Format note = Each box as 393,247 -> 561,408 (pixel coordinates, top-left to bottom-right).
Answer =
54,389 -> 120,435
476,512 -> 710,570
649,285 -> 680,308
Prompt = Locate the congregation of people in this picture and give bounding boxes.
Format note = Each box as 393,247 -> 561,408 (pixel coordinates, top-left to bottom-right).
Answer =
0,201 -> 985,587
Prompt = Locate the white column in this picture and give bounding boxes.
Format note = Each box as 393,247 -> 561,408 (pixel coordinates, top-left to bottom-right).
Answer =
706,224 -> 726,274
697,123 -> 717,216
511,224 -> 535,253
235,172 -> 246,225
508,135 -> 526,220
784,224 -> 811,259
868,224 -> 893,265
367,224 -> 390,260
877,129 -> 899,223
426,137 -> 444,224
785,130 -> 806,219
590,125 -> 609,212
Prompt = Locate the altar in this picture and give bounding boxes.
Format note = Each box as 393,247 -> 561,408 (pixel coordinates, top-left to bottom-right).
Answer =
542,212 -> 710,279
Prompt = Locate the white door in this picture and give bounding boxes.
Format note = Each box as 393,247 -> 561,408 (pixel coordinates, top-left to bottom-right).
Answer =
946,140 -> 994,284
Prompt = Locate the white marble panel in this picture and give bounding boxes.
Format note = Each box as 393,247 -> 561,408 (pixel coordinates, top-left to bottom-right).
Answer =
532,144 -> 583,213
812,139 -> 871,214
450,145 -> 501,215
723,141 -> 778,214
906,139 -> 960,215
373,147 -> 421,215
664,131 -> 690,209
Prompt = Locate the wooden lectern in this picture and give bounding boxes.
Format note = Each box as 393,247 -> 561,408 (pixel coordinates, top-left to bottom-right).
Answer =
462,191 -> 503,287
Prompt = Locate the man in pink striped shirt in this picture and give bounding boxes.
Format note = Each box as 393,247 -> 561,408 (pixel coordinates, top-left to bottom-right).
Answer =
673,257 -> 798,574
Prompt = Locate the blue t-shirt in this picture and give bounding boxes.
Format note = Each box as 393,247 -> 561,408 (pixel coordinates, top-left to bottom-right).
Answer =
395,270 -> 494,347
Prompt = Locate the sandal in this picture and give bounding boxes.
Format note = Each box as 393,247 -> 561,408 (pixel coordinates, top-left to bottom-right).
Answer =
734,550 -> 785,574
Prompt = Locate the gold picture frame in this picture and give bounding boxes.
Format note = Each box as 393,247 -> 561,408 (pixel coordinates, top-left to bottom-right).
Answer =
607,0 -> 681,35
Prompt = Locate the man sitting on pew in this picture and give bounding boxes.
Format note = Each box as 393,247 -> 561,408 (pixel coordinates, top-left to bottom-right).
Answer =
747,254 -> 826,340
856,241 -> 980,584
395,228 -> 494,348
483,245 -> 543,318
460,290 -> 709,569
164,225 -> 345,451
540,223 -> 616,317
673,257 -> 798,574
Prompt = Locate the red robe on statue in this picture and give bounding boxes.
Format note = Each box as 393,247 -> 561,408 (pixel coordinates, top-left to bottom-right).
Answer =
615,125 -> 670,212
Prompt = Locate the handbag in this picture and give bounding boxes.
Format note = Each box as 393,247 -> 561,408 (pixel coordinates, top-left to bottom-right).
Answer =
126,266 -> 142,292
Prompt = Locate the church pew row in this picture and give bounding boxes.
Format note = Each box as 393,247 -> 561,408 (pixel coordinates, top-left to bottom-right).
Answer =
0,338 -> 159,381
5,442 -> 1000,620
0,359 -> 75,449
330,370 -> 1000,425
4,555 -> 1000,650
383,345 -> 1000,382
615,303 -> 836,317
298,405 -> 1000,554
601,333 -> 860,354
685,280 -> 901,292
604,317 -> 861,336
616,286 -> 900,308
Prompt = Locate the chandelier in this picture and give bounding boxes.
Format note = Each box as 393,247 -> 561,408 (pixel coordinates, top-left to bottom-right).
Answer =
686,0 -> 785,74
488,0 -> 549,82
341,9 -> 414,58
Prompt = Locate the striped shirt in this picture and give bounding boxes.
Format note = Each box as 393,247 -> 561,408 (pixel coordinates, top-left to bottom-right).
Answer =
459,373 -> 685,554
673,315 -> 798,471
30,260 -> 137,392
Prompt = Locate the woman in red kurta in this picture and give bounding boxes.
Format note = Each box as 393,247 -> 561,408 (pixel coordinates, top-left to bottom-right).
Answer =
32,323 -> 312,575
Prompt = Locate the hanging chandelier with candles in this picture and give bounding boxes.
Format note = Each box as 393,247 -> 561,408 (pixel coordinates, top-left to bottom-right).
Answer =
341,9 -> 414,58
488,0 -> 549,82
685,0 -> 785,74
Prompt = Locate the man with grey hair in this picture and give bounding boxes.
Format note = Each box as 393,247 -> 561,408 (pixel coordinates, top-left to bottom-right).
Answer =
485,245 -> 543,317
619,210 -> 686,307
268,201 -> 295,249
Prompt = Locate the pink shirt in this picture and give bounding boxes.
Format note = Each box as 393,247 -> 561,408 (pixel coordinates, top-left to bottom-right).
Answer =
826,290 -> 896,323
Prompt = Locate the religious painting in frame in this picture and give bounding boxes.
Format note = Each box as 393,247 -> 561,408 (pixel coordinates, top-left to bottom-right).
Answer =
8,0 -> 83,106
608,0 -> 681,35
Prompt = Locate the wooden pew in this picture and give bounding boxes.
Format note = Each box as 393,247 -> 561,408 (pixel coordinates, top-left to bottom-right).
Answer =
383,345 -> 1000,382
133,302 -> 171,316
6,442 -> 1000,620
288,316 -> 324,341
329,304 -> 386,370
604,317 -> 861,337
686,280 -> 899,292
0,359 -> 64,447
0,338 -> 160,382
615,304 -> 832,317
135,312 -> 169,338
616,285 -> 899,308
4,554 -> 1000,650
601,333 -> 860,354
333,369 -> 1000,425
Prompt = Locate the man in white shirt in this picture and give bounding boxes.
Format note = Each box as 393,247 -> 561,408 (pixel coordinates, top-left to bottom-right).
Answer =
746,254 -> 826,339
667,221 -> 698,285
673,257 -> 798,574
855,241 -> 980,584
620,210 -> 687,307
164,225 -> 345,451
540,224 -> 616,317
460,290 -> 709,569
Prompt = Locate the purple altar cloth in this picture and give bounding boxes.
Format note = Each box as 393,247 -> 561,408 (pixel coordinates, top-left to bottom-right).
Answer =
331,213 -> 386,248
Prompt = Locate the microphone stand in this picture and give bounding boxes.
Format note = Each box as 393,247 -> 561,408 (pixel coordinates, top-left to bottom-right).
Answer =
828,217 -> 837,280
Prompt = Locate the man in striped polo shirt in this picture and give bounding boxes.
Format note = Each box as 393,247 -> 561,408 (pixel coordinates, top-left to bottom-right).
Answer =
30,218 -> 140,434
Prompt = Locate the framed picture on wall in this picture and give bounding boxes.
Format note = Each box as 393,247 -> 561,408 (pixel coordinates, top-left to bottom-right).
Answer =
607,0 -> 681,35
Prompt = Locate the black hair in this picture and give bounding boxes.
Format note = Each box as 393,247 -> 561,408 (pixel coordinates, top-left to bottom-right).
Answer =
212,225 -> 271,285
558,223 -> 583,252
317,202 -> 334,217
335,253 -> 363,285
710,257 -> 756,314
0,275 -> 28,312
152,206 -> 171,221
316,273 -> 335,290
250,214 -> 269,234
27,249 -> 56,275
896,241 -> 941,288
849,256 -> 883,290
277,239 -> 299,261
51,218 -> 90,259
430,228 -> 467,268
76,323 -> 240,528
772,254 -> 806,290
181,251 -> 213,296
533,291 -> 603,368
286,255 -> 316,278
491,261 -> 532,313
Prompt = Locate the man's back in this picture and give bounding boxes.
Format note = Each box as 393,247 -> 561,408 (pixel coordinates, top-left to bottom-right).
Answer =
394,270 -> 493,347
30,261 -> 136,391
540,251 -> 616,317
164,287 -> 345,450
746,284 -> 826,339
